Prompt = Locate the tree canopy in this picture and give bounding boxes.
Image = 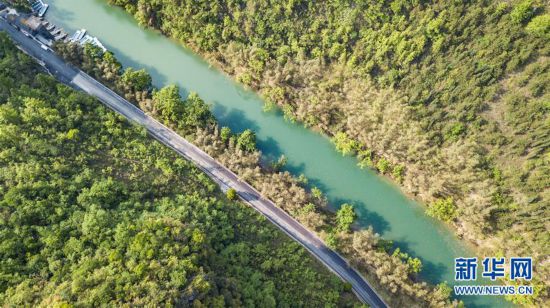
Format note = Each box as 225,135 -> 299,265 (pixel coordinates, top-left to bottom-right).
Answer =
336,204 -> 356,232
105,1 -> 549,304
0,32 -> 358,307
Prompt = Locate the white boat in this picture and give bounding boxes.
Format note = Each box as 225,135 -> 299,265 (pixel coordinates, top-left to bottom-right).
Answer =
69,28 -> 86,42
79,34 -> 106,51
37,4 -> 48,17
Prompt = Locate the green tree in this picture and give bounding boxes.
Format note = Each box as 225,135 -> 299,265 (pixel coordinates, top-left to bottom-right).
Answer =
376,158 -> 391,174
183,92 -> 214,128
336,203 -> 356,232
120,67 -> 152,92
311,187 -> 323,199
226,188 -> 238,200
100,51 -> 122,82
511,0 -> 536,24
407,257 -> 423,274
426,197 -> 457,222
220,126 -> 232,142
392,164 -> 405,182
153,84 -> 185,124
393,248 -> 423,274
526,14 -> 550,38
325,231 -> 338,249
332,132 -> 357,156
357,149 -> 374,169
237,129 -> 256,152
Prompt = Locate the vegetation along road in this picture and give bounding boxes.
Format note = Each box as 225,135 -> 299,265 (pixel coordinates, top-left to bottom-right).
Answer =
0,18 -> 387,308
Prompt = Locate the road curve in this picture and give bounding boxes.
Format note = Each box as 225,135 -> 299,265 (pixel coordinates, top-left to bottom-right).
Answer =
0,19 -> 388,308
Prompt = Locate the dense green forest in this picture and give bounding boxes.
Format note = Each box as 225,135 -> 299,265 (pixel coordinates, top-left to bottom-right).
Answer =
0,33 -> 363,306
106,0 -> 549,305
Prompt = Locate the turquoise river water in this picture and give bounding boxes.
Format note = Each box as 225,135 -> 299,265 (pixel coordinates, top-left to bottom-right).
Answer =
46,1 -> 510,306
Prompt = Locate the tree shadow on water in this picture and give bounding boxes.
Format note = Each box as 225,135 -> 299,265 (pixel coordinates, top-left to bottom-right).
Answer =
257,136 -> 284,161
213,106 -> 260,133
419,259 -> 449,284
271,167 -> 392,235
333,197 -> 391,235
211,103 -> 228,121
391,238 -> 449,284
107,45 -> 171,89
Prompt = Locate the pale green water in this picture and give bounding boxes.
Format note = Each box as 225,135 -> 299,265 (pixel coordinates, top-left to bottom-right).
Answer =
47,1 -> 509,306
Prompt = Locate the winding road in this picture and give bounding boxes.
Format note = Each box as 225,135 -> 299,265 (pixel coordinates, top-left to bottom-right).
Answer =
1,17 -> 388,308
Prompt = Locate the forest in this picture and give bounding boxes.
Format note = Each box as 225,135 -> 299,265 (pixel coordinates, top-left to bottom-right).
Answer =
105,0 -> 549,305
52,34 -> 459,306
0,33 -> 362,306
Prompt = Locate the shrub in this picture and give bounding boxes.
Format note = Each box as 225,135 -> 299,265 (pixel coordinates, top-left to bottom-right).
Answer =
332,132 -> 357,156
426,197 -> 458,222
511,0 -> 536,24
220,126 -> 232,142
226,188 -> 238,200
236,129 -> 256,152
376,158 -> 391,174
526,14 -> 550,38
336,204 -> 356,232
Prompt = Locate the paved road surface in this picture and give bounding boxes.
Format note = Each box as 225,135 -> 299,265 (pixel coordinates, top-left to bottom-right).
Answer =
0,18 -> 388,308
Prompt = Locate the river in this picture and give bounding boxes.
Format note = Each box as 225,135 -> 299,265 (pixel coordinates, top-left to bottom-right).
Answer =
46,1 -> 508,306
